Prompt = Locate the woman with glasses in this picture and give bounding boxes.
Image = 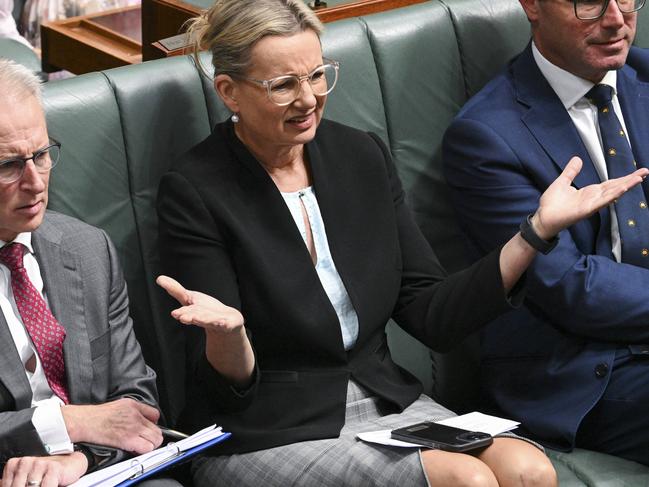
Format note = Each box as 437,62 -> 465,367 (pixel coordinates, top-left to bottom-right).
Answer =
154,0 -> 645,485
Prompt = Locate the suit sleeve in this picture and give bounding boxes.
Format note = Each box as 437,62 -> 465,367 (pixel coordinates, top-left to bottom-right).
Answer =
156,170 -> 259,414
365,133 -> 517,352
443,116 -> 649,343
102,230 -> 159,406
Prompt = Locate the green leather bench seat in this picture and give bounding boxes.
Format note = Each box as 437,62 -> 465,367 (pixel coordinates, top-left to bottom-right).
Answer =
40,1 -> 649,485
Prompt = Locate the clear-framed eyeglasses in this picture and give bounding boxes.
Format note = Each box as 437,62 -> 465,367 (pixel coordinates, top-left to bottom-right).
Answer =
573,0 -> 645,20
0,138 -> 61,184
238,59 -> 340,106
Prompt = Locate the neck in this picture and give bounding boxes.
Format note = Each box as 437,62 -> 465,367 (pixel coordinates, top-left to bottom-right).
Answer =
234,125 -> 311,191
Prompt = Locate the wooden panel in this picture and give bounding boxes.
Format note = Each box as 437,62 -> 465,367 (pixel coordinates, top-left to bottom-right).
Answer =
42,6 -> 142,74
142,0 -> 428,61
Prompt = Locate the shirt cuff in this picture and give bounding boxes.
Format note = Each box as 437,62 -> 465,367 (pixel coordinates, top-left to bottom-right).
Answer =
31,399 -> 74,454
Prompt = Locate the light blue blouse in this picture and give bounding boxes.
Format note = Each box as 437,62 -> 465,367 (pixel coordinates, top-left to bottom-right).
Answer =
280,186 -> 359,350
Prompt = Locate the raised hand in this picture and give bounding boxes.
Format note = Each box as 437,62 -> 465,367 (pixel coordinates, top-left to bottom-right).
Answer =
532,156 -> 649,240
2,452 -> 88,487
156,275 -> 254,386
61,398 -> 162,454
156,275 -> 245,333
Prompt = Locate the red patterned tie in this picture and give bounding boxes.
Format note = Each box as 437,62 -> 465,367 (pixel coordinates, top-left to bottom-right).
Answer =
0,243 -> 69,403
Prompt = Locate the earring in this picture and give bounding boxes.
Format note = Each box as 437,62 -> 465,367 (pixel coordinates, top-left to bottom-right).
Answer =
231,113 -> 240,123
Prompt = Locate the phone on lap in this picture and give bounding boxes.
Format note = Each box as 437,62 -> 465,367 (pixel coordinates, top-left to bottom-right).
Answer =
391,421 -> 493,452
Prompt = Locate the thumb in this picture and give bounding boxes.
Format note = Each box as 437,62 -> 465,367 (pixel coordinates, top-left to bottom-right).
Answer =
156,275 -> 192,306
559,156 -> 583,185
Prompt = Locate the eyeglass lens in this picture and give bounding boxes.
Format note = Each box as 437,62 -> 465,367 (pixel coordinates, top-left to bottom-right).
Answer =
268,64 -> 338,105
575,0 -> 645,19
0,143 -> 61,183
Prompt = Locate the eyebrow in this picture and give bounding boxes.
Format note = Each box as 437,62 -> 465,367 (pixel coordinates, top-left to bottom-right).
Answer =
0,140 -> 52,160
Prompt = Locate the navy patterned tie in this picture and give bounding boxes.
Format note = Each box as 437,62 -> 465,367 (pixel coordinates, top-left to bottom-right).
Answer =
587,84 -> 649,267
0,243 -> 69,403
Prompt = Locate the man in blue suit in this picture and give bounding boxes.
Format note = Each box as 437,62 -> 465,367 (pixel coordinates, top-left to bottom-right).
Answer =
443,0 -> 649,465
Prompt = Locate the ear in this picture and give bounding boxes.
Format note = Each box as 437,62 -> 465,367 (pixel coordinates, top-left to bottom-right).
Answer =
214,74 -> 240,113
519,0 -> 540,23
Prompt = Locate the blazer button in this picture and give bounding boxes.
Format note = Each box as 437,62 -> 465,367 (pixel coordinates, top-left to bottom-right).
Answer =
594,363 -> 609,378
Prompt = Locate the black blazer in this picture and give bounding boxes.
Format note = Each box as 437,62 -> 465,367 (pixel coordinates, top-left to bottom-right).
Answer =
157,119 -> 511,454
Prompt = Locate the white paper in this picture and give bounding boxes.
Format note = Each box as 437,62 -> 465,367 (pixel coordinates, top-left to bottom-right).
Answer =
356,412 -> 519,449
70,425 -> 224,487
436,412 -> 519,436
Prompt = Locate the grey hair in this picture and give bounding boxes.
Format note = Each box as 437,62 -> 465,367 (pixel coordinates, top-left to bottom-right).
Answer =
0,59 -> 42,102
186,0 -> 324,78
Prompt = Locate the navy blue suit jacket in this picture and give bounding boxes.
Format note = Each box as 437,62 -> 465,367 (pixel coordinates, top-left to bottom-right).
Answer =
443,45 -> 649,451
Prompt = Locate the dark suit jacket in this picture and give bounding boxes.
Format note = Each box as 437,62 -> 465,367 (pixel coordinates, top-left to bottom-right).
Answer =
0,211 -> 159,465
443,46 -> 649,451
157,119 -> 515,454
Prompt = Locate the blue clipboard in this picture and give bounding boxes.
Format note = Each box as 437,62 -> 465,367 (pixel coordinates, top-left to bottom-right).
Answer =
117,432 -> 231,486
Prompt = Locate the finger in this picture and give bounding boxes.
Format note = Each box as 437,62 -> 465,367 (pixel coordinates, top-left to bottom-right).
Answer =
133,401 -> 161,423
40,464 -> 60,487
558,156 -> 583,184
9,458 -> 33,487
138,422 -> 164,449
156,275 -> 192,306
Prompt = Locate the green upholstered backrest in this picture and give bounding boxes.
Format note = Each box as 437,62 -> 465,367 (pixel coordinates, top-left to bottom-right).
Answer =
0,39 -> 41,73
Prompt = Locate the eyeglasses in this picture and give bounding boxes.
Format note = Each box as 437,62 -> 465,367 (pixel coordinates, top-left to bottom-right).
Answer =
0,138 -> 61,184
238,60 -> 340,106
573,0 -> 645,20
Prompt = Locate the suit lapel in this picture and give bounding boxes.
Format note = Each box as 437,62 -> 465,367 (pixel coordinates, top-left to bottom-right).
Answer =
0,313 -> 32,409
617,66 -> 649,196
513,47 -> 601,189
33,217 -> 92,404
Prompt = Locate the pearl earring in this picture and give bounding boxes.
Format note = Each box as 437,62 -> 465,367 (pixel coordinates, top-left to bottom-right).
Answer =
231,113 -> 240,123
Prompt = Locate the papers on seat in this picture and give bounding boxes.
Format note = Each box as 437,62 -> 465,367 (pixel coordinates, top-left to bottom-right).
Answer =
356,412 -> 520,448
70,424 -> 230,487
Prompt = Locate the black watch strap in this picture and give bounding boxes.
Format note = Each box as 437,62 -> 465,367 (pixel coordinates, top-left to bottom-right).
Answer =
519,214 -> 559,254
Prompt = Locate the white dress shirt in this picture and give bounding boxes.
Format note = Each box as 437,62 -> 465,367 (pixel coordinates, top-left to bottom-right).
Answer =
532,42 -> 630,262
0,233 -> 73,454
281,187 -> 360,350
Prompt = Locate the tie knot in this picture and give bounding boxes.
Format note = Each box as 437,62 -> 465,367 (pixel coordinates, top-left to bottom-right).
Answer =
0,243 -> 26,272
587,84 -> 614,108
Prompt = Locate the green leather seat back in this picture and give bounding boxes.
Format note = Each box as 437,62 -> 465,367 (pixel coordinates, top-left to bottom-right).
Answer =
0,39 -> 40,73
441,0 -> 530,99
358,1 -> 464,396
102,56 -> 216,423
321,18 -> 389,142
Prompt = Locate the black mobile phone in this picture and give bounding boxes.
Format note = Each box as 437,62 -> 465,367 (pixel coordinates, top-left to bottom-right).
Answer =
391,421 -> 493,453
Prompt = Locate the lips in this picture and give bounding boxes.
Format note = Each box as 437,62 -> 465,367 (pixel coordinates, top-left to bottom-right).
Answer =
286,112 -> 315,130
15,201 -> 43,216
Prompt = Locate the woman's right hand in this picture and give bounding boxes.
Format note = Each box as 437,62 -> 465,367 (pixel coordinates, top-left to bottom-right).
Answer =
156,275 -> 245,334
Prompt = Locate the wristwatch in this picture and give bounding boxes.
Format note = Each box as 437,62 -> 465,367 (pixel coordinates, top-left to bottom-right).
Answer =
519,214 -> 559,254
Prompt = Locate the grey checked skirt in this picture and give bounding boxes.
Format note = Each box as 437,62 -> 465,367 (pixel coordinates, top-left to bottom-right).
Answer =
192,380 -> 456,487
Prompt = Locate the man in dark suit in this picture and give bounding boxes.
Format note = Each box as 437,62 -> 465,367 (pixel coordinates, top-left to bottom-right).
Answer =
443,0 -> 649,466
0,60 -> 164,485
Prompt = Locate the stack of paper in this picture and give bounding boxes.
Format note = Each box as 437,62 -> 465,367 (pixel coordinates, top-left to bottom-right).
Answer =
70,424 -> 229,487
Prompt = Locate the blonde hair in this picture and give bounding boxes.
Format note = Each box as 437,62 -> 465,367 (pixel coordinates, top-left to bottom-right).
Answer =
186,0 -> 324,77
0,59 -> 42,102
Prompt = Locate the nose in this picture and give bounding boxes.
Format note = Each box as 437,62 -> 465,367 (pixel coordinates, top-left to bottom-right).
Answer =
600,0 -> 626,27
19,160 -> 46,192
294,78 -> 317,107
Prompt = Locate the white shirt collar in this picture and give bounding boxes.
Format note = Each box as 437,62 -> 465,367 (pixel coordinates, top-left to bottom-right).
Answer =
532,41 -> 618,109
0,232 -> 34,254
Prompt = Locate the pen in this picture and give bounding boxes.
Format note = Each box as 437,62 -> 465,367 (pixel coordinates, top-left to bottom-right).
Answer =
160,426 -> 190,440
